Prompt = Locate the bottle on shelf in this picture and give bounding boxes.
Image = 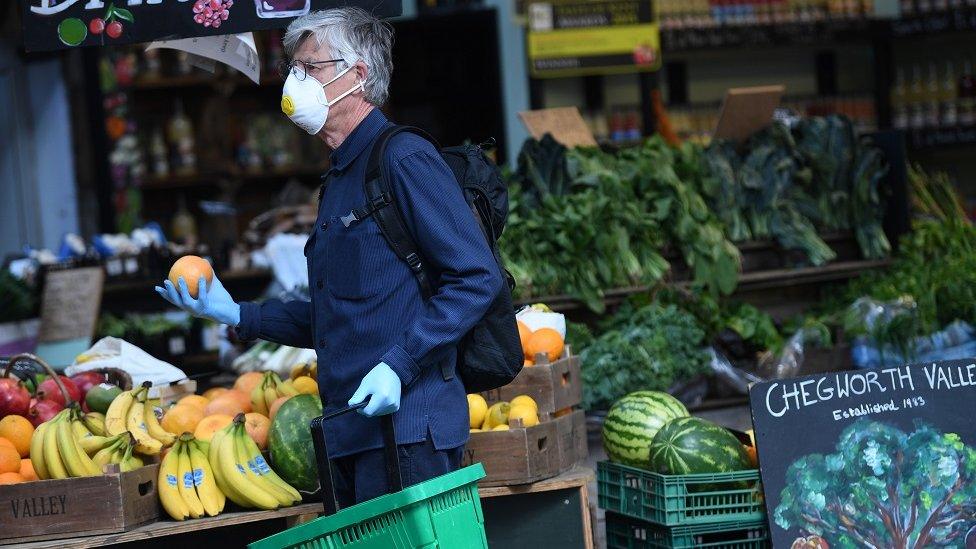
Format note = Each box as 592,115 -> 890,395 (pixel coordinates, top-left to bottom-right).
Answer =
960,57 -> 976,126
924,61 -> 941,128
941,60 -> 958,128
167,100 -> 197,175
891,67 -> 909,130
171,195 -> 199,248
150,128 -> 169,177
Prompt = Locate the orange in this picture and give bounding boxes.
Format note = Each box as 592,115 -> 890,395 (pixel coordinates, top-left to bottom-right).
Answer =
19,459 -> 37,481
526,328 -> 564,363
179,394 -> 210,412
243,413 -> 271,451
0,438 -> 16,454
292,376 -> 318,395
0,472 -> 25,485
161,404 -> 205,436
744,445 -> 758,468
233,372 -> 264,396
222,389 -> 252,413
168,255 -> 214,298
202,387 -> 229,401
523,359 -> 534,367
0,444 -> 20,474
268,396 -> 291,423
205,390 -> 251,417
0,416 -> 35,458
517,321 -> 533,357
193,414 -> 234,442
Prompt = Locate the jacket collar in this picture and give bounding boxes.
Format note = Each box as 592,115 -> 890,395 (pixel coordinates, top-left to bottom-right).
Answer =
329,109 -> 389,173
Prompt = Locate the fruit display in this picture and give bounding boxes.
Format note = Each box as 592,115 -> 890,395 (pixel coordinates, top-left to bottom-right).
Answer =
158,433 -> 225,520
105,383 -> 175,455
647,416 -> 752,476
468,393 -> 539,432
268,394 -> 321,493
602,391 -> 689,469
26,407 -> 142,481
250,371 -> 300,416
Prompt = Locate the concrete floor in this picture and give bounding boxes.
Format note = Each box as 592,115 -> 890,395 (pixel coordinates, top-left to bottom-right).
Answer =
583,405 -> 754,549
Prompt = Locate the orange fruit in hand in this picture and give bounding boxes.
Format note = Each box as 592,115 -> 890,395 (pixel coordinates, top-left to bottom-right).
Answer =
19,459 -> 37,481
268,396 -> 291,423
526,328 -> 564,363
0,444 -> 20,474
161,404 -> 205,436
0,472 -> 25,485
168,255 -> 214,298
0,416 -> 35,458
243,413 -> 271,451
179,394 -> 210,412
194,414 -> 234,443
234,372 -> 264,396
517,321 -> 533,357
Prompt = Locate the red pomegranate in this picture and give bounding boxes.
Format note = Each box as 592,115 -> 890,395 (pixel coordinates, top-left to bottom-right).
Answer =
69,371 -> 104,400
37,376 -> 81,406
0,378 -> 31,418
28,397 -> 64,427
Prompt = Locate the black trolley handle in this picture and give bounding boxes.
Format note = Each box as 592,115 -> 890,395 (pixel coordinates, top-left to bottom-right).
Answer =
309,400 -> 403,516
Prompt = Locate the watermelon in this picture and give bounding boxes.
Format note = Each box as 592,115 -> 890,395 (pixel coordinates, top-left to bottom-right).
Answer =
269,394 -> 322,492
602,391 -> 689,469
648,417 -> 751,475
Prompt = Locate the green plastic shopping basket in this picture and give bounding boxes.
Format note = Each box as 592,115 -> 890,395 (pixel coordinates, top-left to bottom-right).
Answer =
249,401 -> 488,549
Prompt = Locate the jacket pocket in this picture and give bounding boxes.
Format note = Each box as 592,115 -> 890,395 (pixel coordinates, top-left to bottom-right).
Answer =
325,220 -> 386,300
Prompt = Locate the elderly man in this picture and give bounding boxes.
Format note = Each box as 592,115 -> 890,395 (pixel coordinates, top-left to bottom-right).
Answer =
157,7 -> 503,505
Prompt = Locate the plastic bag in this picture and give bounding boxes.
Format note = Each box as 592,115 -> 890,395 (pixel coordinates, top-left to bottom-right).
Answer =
65,337 -> 187,387
756,325 -> 829,380
708,347 -> 763,394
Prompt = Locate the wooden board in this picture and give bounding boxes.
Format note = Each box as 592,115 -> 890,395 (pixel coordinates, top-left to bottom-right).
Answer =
481,478 -> 593,549
38,267 -> 104,343
478,466 -> 594,498
555,409 -> 588,471
713,85 -> 784,143
14,504 -> 324,548
518,107 -> 598,148
480,354 -> 582,418
0,464 -> 159,545
463,420 -> 560,487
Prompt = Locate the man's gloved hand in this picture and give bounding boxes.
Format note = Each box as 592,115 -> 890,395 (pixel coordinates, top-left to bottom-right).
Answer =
154,275 -> 241,327
348,363 -> 402,417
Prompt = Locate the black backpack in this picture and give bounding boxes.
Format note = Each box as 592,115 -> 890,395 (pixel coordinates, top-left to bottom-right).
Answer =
356,125 -> 523,393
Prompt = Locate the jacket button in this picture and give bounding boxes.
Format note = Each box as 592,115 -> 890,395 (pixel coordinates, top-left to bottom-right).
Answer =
316,280 -> 324,289
321,223 -> 328,231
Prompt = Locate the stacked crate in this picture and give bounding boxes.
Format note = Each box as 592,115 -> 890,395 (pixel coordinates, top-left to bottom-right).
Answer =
597,461 -> 770,548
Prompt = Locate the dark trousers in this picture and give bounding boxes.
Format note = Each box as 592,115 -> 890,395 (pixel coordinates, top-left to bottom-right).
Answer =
331,438 -> 464,507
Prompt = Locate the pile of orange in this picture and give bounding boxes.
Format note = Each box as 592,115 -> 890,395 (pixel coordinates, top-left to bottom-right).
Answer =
518,321 -> 565,366
0,415 -> 35,484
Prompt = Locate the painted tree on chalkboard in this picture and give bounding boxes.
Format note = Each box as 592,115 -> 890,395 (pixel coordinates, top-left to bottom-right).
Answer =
775,419 -> 976,549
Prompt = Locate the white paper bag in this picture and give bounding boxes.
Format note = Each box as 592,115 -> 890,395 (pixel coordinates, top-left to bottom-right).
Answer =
516,310 -> 566,339
65,337 -> 187,389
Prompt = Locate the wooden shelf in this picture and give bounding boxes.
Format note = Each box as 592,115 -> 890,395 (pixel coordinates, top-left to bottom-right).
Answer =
517,258 -> 889,312
141,166 -> 327,190
103,268 -> 272,296
661,17 -> 876,53
907,125 -> 976,151
16,503 -> 324,548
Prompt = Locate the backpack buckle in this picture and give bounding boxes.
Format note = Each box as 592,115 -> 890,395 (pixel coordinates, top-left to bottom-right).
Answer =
405,253 -> 424,273
370,192 -> 392,211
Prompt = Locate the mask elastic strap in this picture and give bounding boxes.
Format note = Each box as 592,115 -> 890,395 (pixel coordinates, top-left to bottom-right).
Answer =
328,80 -> 365,105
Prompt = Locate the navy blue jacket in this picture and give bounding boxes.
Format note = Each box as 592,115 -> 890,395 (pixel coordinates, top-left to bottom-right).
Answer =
237,109 -> 503,457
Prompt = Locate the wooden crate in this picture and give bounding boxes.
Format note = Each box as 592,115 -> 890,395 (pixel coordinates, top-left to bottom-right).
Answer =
480,353 -> 582,419
463,420 -> 559,487
555,409 -> 588,471
0,464 -> 160,545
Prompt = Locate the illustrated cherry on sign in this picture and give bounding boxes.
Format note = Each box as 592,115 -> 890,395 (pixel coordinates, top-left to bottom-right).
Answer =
89,18 -> 105,35
107,21 -> 123,39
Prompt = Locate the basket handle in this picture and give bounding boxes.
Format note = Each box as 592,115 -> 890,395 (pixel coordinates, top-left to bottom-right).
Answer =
309,399 -> 403,516
1,353 -> 73,405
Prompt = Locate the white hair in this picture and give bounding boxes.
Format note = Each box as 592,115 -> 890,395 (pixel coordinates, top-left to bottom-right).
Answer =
283,7 -> 393,106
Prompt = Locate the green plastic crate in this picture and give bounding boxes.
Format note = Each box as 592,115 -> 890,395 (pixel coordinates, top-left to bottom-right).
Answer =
605,512 -> 770,549
597,461 -> 764,526
248,464 -> 488,549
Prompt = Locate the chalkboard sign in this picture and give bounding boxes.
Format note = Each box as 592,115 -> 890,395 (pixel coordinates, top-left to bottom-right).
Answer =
749,361 -> 976,549
38,267 -> 104,343
20,0 -> 401,53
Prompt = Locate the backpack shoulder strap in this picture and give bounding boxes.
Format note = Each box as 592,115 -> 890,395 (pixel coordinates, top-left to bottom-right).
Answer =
364,125 -> 439,300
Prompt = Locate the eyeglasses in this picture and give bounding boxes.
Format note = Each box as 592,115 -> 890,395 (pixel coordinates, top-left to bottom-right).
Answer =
277,58 -> 345,81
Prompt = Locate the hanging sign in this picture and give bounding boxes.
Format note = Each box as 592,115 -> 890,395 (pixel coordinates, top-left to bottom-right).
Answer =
749,360 -> 976,549
20,0 -> 401,52
526,0 -> 660,78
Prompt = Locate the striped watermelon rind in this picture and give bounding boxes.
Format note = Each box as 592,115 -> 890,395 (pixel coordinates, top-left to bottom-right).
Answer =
269,394 -> 322,493
602,391 -> 689,469
647,416 -> 750,476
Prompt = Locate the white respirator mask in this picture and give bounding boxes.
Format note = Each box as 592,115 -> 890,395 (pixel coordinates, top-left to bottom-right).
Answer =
280,64 -> 364,135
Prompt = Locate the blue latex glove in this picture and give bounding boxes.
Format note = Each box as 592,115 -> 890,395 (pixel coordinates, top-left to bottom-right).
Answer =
348,363 -> 402,417
154,275 -> 241,327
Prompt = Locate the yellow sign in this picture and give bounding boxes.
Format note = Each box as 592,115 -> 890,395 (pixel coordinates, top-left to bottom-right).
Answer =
527,0 -> 660,78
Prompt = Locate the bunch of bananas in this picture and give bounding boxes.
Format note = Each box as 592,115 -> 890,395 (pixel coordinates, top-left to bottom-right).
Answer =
208,414 -> 302,510
250,372 -> 299,416
158,434 -> 225,521
105,382 -> 176,456
29,408 -> 142,479
289,361 -> 318,381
